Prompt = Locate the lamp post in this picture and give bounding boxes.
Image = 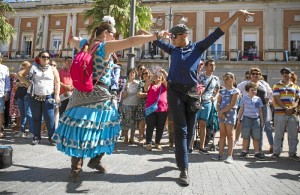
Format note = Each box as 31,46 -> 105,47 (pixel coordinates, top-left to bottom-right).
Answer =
127,0 -> 136,72
155,6 -> 187,31
155,6 -> 187,67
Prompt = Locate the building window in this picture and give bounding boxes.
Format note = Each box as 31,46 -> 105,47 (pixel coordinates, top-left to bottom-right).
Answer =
56,20 -> 61,26
84,19 -> 89,25
214,17 -> 220,23
294,15 -> 300,22
26,22 -> 31,27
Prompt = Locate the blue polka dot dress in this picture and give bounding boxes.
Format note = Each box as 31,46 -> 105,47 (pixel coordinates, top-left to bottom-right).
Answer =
52,39 -> 121,158
218,88 -> 240,125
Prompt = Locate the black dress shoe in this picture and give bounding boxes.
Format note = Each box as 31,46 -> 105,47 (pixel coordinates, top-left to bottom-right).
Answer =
178,168 -> 189,186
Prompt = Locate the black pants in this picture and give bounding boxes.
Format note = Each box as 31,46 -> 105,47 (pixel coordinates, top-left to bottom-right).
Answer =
59,99 -> 69,116
145,112 -> 168,145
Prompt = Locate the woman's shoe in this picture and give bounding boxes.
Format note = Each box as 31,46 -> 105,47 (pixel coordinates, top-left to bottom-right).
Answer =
146,144 -> 152,151
155,144 -> 163,151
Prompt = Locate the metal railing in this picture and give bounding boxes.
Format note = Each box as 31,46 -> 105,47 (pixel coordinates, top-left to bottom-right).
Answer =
1,49 -> 299,62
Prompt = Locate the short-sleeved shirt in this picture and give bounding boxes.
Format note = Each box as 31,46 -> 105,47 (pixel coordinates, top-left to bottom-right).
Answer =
273,80 -> 300,115
145,84 -> 168,112
237,80 -> 272,104
198,73 -> 220,102
122,80 -> 139,106
240,95 -> 263,118
219,88 -> 240,109
59,68 -> 73,95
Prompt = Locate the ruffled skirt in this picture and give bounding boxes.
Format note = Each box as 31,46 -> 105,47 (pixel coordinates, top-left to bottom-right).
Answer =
52,98 -> 121,159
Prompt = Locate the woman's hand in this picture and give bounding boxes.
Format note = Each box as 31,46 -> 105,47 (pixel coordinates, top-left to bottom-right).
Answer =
54,94 -> 60,105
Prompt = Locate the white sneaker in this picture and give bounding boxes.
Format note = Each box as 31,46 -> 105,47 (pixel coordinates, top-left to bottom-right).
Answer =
224,156 -> 234,164
25,133 -> 34,139
15,132 -> 26,138
31,139 -> 40,145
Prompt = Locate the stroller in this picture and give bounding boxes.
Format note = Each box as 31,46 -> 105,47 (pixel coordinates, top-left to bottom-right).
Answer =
193,103 -> 219,151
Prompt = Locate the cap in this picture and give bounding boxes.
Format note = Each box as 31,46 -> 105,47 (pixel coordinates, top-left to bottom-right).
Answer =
170,24 -> 188,35
280,67 -> 291,74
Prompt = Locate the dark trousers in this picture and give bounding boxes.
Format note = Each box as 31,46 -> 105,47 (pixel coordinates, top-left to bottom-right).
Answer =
145,112 -> 168,144
59,98 -> 69,116
167,85 -> 196,169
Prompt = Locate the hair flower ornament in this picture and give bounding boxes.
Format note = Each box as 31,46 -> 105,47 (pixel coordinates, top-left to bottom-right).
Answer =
102,16 -> 115,26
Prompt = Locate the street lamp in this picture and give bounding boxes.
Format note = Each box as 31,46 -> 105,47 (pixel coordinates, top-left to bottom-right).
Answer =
127,0 -> 136,72
155,6 -> 187,67
155,6 -> 187,30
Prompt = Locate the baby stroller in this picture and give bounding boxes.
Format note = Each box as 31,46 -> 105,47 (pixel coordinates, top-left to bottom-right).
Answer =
205,103 -> 219,151
193,103 -> 219,151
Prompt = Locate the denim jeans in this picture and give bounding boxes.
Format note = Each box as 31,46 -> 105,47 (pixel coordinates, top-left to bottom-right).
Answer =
273,114 -> 299,156
168,87 -> 196,169
259,105 -> 274,150
145,112 -> 168,144
28,95 -> 55,140
16,94 -> 33,133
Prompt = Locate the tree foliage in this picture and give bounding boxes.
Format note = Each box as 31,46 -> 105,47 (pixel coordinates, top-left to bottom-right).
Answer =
0,0 -> 16,43
84,0 -> 153,38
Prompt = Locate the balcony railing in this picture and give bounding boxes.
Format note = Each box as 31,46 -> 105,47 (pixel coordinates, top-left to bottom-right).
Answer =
1,49 -> 299,62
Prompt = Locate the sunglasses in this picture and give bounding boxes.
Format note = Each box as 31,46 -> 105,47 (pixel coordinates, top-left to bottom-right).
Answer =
108,31 -> 115,35
251,73 -> 260,76
171,33 -> 183,39
41,56 -> 50,60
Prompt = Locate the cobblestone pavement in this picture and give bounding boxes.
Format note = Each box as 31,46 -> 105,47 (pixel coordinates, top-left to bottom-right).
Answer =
0,127 -> 299,195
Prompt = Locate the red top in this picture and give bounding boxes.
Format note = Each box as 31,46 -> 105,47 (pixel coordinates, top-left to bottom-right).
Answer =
59,68 -> 73,95
145,83 -> 168,112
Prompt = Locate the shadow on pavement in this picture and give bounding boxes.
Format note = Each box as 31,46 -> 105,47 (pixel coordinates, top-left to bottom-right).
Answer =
0,164 -> 178,192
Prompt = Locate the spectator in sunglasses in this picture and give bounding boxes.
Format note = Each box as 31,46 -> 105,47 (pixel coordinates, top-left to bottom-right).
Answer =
51,16 -> 166,183
272,68 -> 300,162
152,10 -> 255,186
15,50 -> 61,146
237,68 -> 273,154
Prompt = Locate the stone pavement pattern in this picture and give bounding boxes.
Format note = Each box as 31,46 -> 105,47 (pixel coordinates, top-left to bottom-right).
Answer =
0,129 -> 299,195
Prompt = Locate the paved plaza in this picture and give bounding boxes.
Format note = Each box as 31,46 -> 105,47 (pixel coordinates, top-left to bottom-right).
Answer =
0,127 -> 299,195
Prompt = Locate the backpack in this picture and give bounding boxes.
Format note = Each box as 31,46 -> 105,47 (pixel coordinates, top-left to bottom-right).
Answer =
70,42 -> 101,92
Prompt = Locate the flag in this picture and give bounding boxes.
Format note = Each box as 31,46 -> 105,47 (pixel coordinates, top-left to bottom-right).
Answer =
67,17 -> 73,47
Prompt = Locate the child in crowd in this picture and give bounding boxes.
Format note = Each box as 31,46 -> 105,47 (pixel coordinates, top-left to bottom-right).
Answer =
237,82 -> 265,160
213,72 -> 239,163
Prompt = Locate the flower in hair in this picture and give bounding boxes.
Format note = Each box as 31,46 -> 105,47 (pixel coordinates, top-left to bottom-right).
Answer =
102,16 -> 115,26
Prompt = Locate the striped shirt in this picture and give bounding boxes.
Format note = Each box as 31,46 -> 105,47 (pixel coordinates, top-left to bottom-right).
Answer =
240,95 -> 263,118
273,81 -> 300,115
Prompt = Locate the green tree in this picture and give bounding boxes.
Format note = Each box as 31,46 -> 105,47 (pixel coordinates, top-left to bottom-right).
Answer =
0,0 -> 16,43
85,0 -> 153,38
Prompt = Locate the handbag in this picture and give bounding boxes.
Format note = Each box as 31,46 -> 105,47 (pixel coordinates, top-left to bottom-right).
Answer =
188,77 -> 213,112
145,85 -> 162,117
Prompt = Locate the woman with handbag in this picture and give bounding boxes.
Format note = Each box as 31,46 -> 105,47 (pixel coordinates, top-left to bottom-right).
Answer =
136,68 -> 153,145
16,51 -> 61,146
13,61 -> 33,138
144,67 -> 168,151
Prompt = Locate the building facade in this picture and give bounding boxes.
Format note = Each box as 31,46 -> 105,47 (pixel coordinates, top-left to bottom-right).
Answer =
0,0 -> 300,86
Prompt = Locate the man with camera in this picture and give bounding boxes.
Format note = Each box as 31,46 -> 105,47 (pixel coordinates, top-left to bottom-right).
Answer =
196,59 -> 220,154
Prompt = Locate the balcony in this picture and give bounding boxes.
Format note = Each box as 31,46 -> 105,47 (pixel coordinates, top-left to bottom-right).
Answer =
1,49 -> 299,63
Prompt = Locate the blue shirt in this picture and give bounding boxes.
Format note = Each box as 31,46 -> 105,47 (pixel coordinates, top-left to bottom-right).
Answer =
110,64 -> 121,91
240,95 -> 263,118
153,27 -> 224,85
